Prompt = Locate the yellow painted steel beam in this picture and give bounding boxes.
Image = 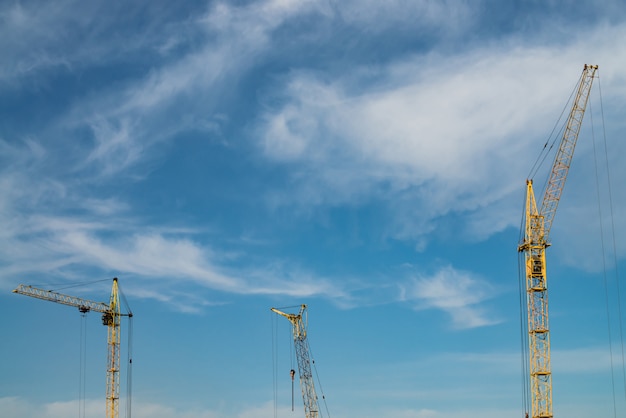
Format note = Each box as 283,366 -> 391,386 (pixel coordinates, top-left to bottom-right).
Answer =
518,64 -> 597,418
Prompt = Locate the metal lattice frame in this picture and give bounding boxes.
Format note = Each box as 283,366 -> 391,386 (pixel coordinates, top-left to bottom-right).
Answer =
271,305 -> 320,418
105,278 -> 121,418
518,65 -> 597,418
14,278 -> 127,418
522,180 -> 553,418
540,64 -> 598,243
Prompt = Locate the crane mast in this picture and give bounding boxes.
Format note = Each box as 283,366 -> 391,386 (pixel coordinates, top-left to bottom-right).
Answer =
13,278 -> 131,418
518,64 -> 597,418
271,304 -> 320,418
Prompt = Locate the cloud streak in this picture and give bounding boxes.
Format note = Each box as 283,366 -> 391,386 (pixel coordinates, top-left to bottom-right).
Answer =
0,397 -> 293,418
0,215 -> 348,308
400,265 -> 500,329
0,0 -> 346,303
2,0 -> 625,312
254,21 -> 626,246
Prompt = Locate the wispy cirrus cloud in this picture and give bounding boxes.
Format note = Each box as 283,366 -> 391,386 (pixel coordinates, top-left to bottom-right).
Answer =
0,194 -> 350,312
331,0 -> 476,34
52,0 -> 329,178
0,215 -> 349,308
255,22 -> 626,246
3,0 -> 625,313
0,137 -> 346,307
0,397 -> 293,418
0,0 -> 346,307
0,1 -> 173,86
552,346 -> 616,373
400,265 -> 500,329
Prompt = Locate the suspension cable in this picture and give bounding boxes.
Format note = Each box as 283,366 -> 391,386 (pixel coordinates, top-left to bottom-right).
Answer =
517,187 -> 531,417
78,310 -> 88,418
517,251 -> 530,416
47,278 -> 112,292
597,75 -> 626,405
125,314 -> 133,418
117,281 -> 134,418
271,311 -> 278,418
528,73 -> 581,181
306,339 -> 331,418
591,74 -> 626,417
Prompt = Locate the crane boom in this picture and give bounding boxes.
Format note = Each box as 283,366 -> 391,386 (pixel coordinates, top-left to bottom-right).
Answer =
518,64 -> 597,418
539,64 -> 598,242
13,284 -> 112,313
271,304 -> 320,418
13,278 -> 130,418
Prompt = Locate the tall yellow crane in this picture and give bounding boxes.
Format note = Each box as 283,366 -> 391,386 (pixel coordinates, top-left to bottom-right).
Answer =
13,277 -> 132,418
518,64 -> 598,418
271,304 -> 320,418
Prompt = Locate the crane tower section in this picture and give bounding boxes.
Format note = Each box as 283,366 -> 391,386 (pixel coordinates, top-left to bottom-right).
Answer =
271,304 -> 320,418
518,64 -> 597,418
13,278 -> 131,418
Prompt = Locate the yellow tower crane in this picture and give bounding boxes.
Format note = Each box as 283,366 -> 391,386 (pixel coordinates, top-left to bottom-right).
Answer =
518,64 -> 598,418
13,277 -> 132,418
271,304 -> 321,418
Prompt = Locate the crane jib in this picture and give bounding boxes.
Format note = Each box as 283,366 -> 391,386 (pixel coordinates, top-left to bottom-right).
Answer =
13,284 -> 111,313
271,304 -> 321,418
519,64 -> 597,418
539,64 -> 598,242
13,278 -> 129,418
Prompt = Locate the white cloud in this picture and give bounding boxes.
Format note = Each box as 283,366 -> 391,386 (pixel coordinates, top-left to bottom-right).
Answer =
552,346 -> 615,373
331,0 -> 475,35
255,22 -> 626,245
48,0 -> 328,179
0,397 -> 295,418
0,137 -> 349,307
362,409 -> 439,418
0,397 -> 104,418
0,346 -> 617,418
3,0 -> 625,309
0,208 -> 349,308
401,265 -> 500,328
235,400 -> 292,418
80,118 -> 143,177
359,407 -> 524,418
0,1 -> 139,85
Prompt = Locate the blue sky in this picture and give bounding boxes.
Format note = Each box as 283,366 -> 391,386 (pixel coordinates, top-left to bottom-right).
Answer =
2,0 -> 626,417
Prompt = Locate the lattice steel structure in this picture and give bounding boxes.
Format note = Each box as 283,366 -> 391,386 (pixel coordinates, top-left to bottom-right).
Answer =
518,64 -> 597,418
14,278 -> 131,418
271,304 -> 320,418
